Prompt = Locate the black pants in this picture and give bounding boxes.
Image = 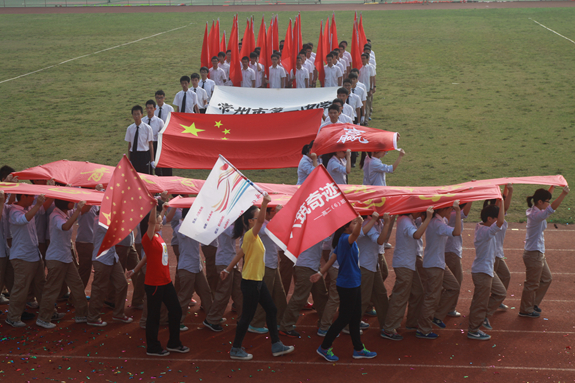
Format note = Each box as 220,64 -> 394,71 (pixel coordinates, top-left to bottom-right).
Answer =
129,150 -> 152,175
199,108 -> 206,114
152,141 -> 173,176
144,282 -> 182,353
233,279 -> 280,348
321,285 -> 363,351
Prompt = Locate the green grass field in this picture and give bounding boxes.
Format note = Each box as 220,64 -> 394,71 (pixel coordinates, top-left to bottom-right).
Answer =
1,7 -> 574,222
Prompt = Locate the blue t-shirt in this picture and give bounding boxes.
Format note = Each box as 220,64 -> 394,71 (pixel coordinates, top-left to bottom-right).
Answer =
335,233 -> 361,288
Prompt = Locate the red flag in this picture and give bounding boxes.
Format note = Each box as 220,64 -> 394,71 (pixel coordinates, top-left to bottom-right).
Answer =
331,12 -> 339,51
0,181 -> 104,205
156,109 -> 324,170
358,14 -> 368,50
323,18 -> 330,63
296,13 -> 303,53
249,17 -> 256,55
314,21 -> 325,87
312,124 -> 399,155
215,19 -> 221,54
273,15 -> 279,51
229,18 -> 242,86
209,21 -> 219,60
201,22 -> 210,69
266,18 -> 274,84
265,165 -> 358,261
282,19 -> 293,80
351,21 -> 362,70
97,155 -> 156,256
220,30 -> 226,53
257,15 -> 266,49
239,18 -> 251,60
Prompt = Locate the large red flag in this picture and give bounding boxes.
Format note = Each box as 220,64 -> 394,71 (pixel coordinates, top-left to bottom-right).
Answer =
156,109 -> 324,170
266,18 -> 274,84
201,22 -> 210,68
323,18 -> 330,61
257,15 -> 266,49
0,181 -> 104,205
314,21 -> 326,87
239,18 -> 251,59
331,12 -> 339,51
351,21 -> 363,70
273,15 -> 279,51
312,124 -> 399,155
358,14 -> 368,50
282,19 -> 294,79
265,165 -> 358,261
220,30 -> 226,53
296,13 -> 303,53
215,19 -> 221,54
209,21 -> 219,59
97,155 -> 156,256
249,17 -> 256,54
229,17 -> 242,86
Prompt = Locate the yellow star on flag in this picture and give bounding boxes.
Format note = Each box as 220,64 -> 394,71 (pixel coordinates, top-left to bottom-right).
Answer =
181,123 -> 205,136
222,137 -> 228,140
223,129 -> 231,135
214,121 -> 223,128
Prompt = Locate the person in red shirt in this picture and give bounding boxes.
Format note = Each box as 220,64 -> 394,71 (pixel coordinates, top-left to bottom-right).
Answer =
127,200 -> 188,357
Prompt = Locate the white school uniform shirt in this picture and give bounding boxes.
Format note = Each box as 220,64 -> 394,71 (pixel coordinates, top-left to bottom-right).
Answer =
444,210 -> 468,258
209,67 -> 227,86
324,65 -> 342,87
353,83 -> 367,102
335,60 -> 346,75
143,115 -> 164,142
46,208 -> 75,263
173,89 -> 198,113
291,67 -> 309,88
327,156 -> 347,184
191,86 -> 209,109
218,62 -> 230,79
91,221 -> 118,265
359,64 -> 375,90
249,62 -> 264,88
338,113 -> 353,124
318,118 -> 342,134
341,103 -> 354,120
393,215 -> 419,271
343,51 -> 352,66
304,59 -> 315,75
357,220 -> 382,273
199,78 -> 216,99
494,220 -> 508,259
215,225 -> 236,267
310,52 -> 316,61
240,67 -> 256,87
9,204 -> 41,262
347,93 -> 362,117
422,216 -> 455,269
472,222 -> 502,277
268,65 -> 286,89
370,50 -> 377,66
368,156 -> 394,186
125,123 -> 153,152
524,205 -> 554,253
154,103 -> 174,124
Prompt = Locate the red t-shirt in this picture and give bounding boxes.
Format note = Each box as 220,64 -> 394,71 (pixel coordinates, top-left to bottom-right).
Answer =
141,234 -> 171,286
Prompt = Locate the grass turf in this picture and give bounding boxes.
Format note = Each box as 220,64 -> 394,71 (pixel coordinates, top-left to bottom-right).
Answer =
0,7 -> 573,222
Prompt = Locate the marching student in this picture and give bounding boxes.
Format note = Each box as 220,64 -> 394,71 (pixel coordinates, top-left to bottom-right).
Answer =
327,149 -> 352,185
492,185 -> 514,310
519,185 -> 569,318
342,79 -> 362,123
190,73 -> 209,114
314,216 -> 377,362
329,99 -> 353,124
249,52 -> 264,88
218,51 -> 230,80
291,55 -> 310,88
317,235 -> 340,337
444,202 -> 473,317
125,105 -> 154,175
381,207 -> 433,340
36,199 -> 89,329
210,57 -> 227,86
267,54 -> 287,89
369,149 -> 406,186
143,100 -> 168,177
467,197 -> 506,340
175,208 -> 213,331
297,142 -> 318,185
339,41 -> 352,71
127,201 -> 189,356
240,56 -> 256,88
324,53 -> 343,87
358,54 -> 376,122
199,67 -> 216,100
335,88 -> 355,121
154,90 -> 174,124
319,105 -> 345,132
76,204 -> 98,288
348,72 -> 367,124
332,50 -> 346,78
0,191 -> 11,304
173,76 -> 199,114
221,195 -> 294,360
416,201 -> 462,340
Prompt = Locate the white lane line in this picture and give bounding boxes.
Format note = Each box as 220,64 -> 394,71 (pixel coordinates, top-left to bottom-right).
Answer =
462,248 -> 574,252
0,24 -> 191,85
530,18 -> 575,45
0,353 -> 573,371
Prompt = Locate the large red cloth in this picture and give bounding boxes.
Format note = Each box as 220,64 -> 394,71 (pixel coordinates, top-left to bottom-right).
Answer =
265,165 -> 358,261
330,13 -> 339,51
97,155 -> 156,256
0,182 -> 104,204
312,124 -> 398,155
156,109 -> 324,170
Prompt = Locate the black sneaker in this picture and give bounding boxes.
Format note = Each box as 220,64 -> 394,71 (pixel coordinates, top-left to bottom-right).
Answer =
534,305 -> 542,313
519,311 -> 540,318
146,349 -> 170,357
279,329 -> 301,338
167,345 -> 190,353
203,319 -> 223,332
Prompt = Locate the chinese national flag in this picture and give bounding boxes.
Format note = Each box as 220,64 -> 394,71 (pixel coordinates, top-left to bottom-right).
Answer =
97,155 -> 156,256
314,21 -> 325,87
265,165 -> 358,262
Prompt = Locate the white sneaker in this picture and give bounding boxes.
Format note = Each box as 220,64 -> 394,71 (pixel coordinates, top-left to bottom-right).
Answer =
51,312 -> 66,321
0,295 -> 9,305
36,319 -> 56,329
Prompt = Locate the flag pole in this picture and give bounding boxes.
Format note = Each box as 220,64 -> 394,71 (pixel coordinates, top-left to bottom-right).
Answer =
218,154 -> 266,195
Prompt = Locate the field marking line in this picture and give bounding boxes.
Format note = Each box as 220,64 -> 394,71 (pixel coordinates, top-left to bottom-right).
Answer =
0,23 -> 191,85
530,18 -> 575,45
1,353 -> 573,371
462,247 -> 574,252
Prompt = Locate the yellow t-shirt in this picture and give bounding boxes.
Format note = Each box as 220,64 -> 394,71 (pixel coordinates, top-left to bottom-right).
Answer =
241,228 -> 266,281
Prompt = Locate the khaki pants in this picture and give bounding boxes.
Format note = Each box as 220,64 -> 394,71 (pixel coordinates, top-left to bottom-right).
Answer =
177,268 -> 213,323
201,245 -> 218,295
206,265 -> 242,324
468,272 -> 506,332
279,250 -> 294,297
364,94 -> 373,122
88,261 -> 127,322
115,245 -> 145,306
361,267 -> 388,329
251,267 -> 287,328
8,259 -> 45,322
0,256 -> 14,293
494,257 -> 511,290
520,250 -> 552,314
280,266 -> 328,332
445,252 -> 463,312
319,266 -> 339,331
385,267 -> 423,332
418,267 -> 460,334
75,242 -> 93,288
379,253 -> 389,282
39,260 -> 88,322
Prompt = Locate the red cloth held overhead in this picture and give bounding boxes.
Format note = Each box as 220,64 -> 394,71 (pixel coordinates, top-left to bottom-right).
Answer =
311,124 -> 398,155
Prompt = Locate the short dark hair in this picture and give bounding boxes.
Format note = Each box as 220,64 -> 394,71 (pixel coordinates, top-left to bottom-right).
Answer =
145,99 -> 156,108
332,99 -> 343,107
200,66 -> 209,73
0,165 -> 15,181
326,53 -> 334,59
218,51 -> 225,58
271,53 -> 280,59
226,50 -> 231,54
155,90 -> 165,97
480,204 -> 499,223
249,52 -> 257,59
348,73 -> 358,80
54,199 -> 72,211
211,56 -> 219,61
190,73 -> 200,80
350,68 -> 360,74
341,40 -> 348,46
328,104 -> 340,112
180,75 -> 191,83
241,56 -> 249,61
337,87 -> 349,96
338,43 -> 345,48
131,105 -> 143,114
361,53 -> 369,59
343,78 -> 352,85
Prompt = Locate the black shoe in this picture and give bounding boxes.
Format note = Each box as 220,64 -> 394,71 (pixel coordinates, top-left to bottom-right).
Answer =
203,319 -> 223,332
167,345 -> 190,353
104,301 -> 115,309
534,305 -> 542,313
146,349 -> 170,357
519,311 -> 540,318
279,329 -> 301,338
21,311 -> 35,321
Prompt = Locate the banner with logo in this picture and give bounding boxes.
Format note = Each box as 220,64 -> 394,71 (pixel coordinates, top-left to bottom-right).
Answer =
312,124 -> 399,155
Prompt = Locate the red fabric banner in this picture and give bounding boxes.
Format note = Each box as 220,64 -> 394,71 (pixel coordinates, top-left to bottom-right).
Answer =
239,18 -> 251,60
314,21 -> 325,87
265,19 -> 273,82
282,19 -> 294,79
312,124 -> 398,155
257,15 -> 266,50
273,15 -> 279,52
358,14 -> 368,50
351,21 -> 362,70
331,13 -> 339,51
97,155 -> 156,256
156,109 -> 324,170
0,182 -> 104,205
265,165 -> 358,261
201,22 -> 210,69
220,30 -> 226,54
209,21 -> 218,60
229,17 -> 242,86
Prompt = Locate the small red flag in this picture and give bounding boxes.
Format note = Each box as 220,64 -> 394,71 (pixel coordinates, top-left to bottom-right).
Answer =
351,21 -> 362,70
282,19 -> 293,79
266,18 -> 274,85
209,21 -> 218,59
97,155 -> 156,256
249,17 -> 256,55
331,12 -> 339,51
229,18 -> 242,86
220,30 -> 226,53
314,21 -> 325,87
201,22 -> 210,69
215,19 -> 221,55
264,165 -> 358,262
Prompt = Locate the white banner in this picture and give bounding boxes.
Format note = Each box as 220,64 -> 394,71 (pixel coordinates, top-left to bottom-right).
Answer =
207,86 -> 339,115
178,155 -> 263,245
